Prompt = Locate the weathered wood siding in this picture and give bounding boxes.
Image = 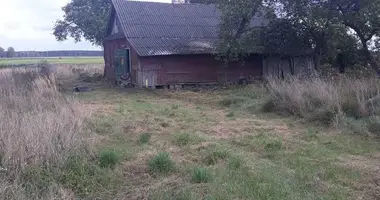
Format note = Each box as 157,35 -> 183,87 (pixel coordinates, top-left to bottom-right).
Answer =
138,54 -> 263,86
263,55 -> 315,78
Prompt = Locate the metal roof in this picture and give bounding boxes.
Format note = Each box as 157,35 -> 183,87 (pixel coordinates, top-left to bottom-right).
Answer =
111,0 -> 268,56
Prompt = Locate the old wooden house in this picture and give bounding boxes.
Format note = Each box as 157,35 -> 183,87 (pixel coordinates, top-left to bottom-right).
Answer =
103,0 -> 315,87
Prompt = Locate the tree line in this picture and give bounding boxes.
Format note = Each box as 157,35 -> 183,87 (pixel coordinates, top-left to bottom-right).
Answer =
0,47 -> 16,58
53,0 -> 380,73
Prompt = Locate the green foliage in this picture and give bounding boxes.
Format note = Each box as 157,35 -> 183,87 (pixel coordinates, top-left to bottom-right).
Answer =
139,133 -> 152,144
149,152 -> 174,174
204,149 -> 229,165
219,97 -> 245,107
99,150 -> 119,168
192,167 -> 212,183
264,139 -> 283,152
174,133 -> 192,146
53,0 -> 112,45
60,155 -> 122,198
226,111 -> 235,118
228,157 -> 243,170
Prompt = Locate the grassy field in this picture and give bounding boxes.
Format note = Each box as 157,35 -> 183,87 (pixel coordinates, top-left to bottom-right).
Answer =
1,65 -> 379,200
0,56 -> 104,65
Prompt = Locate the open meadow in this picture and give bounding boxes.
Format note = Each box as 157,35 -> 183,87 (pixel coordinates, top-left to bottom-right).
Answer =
0,63 -> 379,200
0,57 -> 104,66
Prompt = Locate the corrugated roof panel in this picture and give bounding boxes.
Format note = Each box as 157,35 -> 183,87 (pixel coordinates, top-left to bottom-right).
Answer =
111,0 -> 267,56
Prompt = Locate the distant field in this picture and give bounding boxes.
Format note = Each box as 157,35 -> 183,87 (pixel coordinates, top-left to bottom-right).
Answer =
0,57 -> 104,65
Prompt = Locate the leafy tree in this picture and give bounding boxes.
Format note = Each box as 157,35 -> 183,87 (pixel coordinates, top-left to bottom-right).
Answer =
6,47 -> 15,58
332,0 -> 380,73
0,47 -> 4,57
53,0 -> 112,45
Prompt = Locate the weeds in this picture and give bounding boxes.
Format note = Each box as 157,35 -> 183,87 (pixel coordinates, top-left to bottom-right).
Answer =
265,76 -> 380,129
174,133 -> 192,146
226,111 -> 235,118
139,133 -> 152,144
149,152 -> 175,174
228,157 -> 243,170
204,149 -> 229,165
98,150 -> 119,168
192,167 -> 211,183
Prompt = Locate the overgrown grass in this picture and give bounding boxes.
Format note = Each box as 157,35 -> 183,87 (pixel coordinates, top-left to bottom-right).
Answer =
265,75 -> 380,135
0,66 -> 87,199
191,167 -> 212,183
149,152 -> 175,174
98,150 -> 119,168
174,133 -> 192,146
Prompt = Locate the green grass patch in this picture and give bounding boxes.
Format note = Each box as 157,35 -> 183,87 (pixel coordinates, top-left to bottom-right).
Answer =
149,152 -> 175,174
204,149 -> 229,165
192,167 -> 212,183
0,57 -> 104,65
226,111 -> 235,118
139,132 -> 152,144
174,133 -> 192,146
227,157 -> 243,170
98,150 -> 119,168
219,97 -> 246,108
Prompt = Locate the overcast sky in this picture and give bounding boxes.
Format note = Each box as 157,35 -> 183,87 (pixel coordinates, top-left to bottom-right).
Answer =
0,0 -> 171,51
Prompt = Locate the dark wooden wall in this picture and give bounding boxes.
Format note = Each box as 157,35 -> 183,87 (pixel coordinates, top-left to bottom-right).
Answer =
139,54 -> 263,86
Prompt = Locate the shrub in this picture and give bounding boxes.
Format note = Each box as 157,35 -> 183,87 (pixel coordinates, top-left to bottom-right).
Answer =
99,150 -> 119,168
139,133 -> 152,144
149,152 -> 174,174
192,167 -> 211,183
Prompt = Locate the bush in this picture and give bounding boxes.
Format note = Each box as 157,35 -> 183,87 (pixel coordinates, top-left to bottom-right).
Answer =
99,150 -> 119,168
139,133 -> 152,144
149,152 -> 174,174
192,167 -> 211,183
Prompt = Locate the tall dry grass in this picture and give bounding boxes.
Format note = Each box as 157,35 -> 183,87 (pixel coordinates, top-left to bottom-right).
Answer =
0,66 -> 84,199
264,75 -> 380,128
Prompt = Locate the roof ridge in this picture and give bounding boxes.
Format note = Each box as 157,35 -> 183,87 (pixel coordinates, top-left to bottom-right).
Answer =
115,0 -> 210,6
